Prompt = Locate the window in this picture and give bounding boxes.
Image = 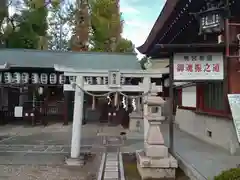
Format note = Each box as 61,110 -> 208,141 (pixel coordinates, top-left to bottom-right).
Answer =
182,86 -> 196,108
202,81 -> 225,112
174,86 -> 196,110
174,81 -> 227,116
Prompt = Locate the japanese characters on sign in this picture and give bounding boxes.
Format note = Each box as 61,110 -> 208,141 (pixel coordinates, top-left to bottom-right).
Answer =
228,94 -> 240,143
174,53 -> 224,80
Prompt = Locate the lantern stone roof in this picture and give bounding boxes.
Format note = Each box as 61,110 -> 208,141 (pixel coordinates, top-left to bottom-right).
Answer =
0,49 -> 141,70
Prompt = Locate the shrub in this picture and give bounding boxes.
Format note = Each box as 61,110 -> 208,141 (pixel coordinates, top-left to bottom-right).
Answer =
214,168 -> 240,180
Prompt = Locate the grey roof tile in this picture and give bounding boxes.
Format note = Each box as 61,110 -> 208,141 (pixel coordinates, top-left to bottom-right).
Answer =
0,49 -> 141,70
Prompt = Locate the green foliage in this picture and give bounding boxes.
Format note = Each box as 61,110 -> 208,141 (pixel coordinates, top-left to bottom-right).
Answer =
1,0 -> 58,49
139,56 -> 148,70
6,19 -> 39,49
214,168 -> 240,180
89,0 -> 133,52
115,38 -> 134,53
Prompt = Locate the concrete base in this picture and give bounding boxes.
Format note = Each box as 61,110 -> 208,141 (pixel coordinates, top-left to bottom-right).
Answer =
65,157 -> 85,166
136,150 -> 178,168
137,163 -> 176,180
145,144 -> 168,158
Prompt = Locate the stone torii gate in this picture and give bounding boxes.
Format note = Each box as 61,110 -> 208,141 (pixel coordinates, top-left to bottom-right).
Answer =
54,64 -> 168,163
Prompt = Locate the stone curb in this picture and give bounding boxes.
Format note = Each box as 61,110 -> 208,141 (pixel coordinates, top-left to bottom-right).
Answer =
119,152 -> 125,180
173,152 -> 207,180
97,153 -> 106,180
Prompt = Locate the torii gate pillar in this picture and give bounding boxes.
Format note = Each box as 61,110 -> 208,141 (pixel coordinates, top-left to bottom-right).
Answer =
66,76 -> 85,165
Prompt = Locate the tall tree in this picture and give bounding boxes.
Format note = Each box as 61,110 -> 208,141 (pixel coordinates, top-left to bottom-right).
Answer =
0,0 -> 58,49
48,1 -> 75,51
89,0 -> 124,52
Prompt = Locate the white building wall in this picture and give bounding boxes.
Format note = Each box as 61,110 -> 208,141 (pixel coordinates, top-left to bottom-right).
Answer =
148,59 -> 239,154
176,85 -> 239,154
175,109 -> 240,154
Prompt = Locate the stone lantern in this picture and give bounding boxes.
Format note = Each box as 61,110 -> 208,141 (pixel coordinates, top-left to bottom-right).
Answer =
136,92 -> 177,179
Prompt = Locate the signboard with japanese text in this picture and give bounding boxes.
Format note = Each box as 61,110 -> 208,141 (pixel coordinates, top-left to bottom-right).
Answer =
228,94 -> 240,143
173,53 -> 224,80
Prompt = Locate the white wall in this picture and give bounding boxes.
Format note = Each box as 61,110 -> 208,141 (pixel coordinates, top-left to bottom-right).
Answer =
175,109 -> 240,154
182,86 -> 196,107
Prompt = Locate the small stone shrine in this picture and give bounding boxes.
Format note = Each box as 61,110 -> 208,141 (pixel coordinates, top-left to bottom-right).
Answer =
136,92 -> 178,179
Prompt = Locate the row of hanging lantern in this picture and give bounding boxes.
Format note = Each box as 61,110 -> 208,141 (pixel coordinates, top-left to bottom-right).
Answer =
84,76 -> 126,85
0,72 -> 65,84
0,73 -> 129,85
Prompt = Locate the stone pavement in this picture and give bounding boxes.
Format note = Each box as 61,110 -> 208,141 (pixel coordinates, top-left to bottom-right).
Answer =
0,123 -> 239,180
0,123 -> 103,180
159,124 -> 240,180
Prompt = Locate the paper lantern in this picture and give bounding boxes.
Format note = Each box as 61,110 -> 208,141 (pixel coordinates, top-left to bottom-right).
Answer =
21,72 -> 29,84
4,72 -> 12,83
120,77 -> 125,85
104,77 -> 108,85
31,73 -> 39,84
69,76 -> 76,83
86,77 -> 93,84
84,77 -> 88,84
96,77 -> 102,84
12,72 -> 21,83
59,74 -> 65,84
49,73 -> 57,84
40,73 -> 48,84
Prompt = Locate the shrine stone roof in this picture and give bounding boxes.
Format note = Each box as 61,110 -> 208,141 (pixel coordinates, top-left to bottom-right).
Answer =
0,49 -> 141,70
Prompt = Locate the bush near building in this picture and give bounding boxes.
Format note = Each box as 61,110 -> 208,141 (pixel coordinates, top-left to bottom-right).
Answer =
214,168 -> 240,180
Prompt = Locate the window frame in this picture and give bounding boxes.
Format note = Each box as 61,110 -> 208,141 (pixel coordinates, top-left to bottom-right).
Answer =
196,82 -> 228,117
175,86 -> 196,111
174,81 -> 229,117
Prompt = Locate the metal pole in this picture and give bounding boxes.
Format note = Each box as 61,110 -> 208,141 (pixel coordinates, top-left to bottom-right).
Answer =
169,54 -> 174,153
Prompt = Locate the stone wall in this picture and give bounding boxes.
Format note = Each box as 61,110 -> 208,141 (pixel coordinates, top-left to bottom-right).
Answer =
175,109 -> 240,154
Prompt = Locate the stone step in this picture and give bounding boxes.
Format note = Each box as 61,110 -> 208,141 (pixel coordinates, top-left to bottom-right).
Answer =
103,152 -> 120,180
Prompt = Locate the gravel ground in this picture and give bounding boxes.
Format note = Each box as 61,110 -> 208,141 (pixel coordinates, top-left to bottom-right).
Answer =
0,123 -> 143,179
0,152 -> 100,180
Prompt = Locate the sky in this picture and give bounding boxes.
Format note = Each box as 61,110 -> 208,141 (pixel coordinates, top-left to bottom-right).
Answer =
119,0 -> 166,58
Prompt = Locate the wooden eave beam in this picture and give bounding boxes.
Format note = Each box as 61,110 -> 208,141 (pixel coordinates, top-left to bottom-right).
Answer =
153,43 -> 238,53
138,0 -> 207,54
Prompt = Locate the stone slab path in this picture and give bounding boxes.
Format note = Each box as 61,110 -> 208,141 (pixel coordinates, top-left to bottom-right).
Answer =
98,134 -> 125,180
104,152 -> 119,180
